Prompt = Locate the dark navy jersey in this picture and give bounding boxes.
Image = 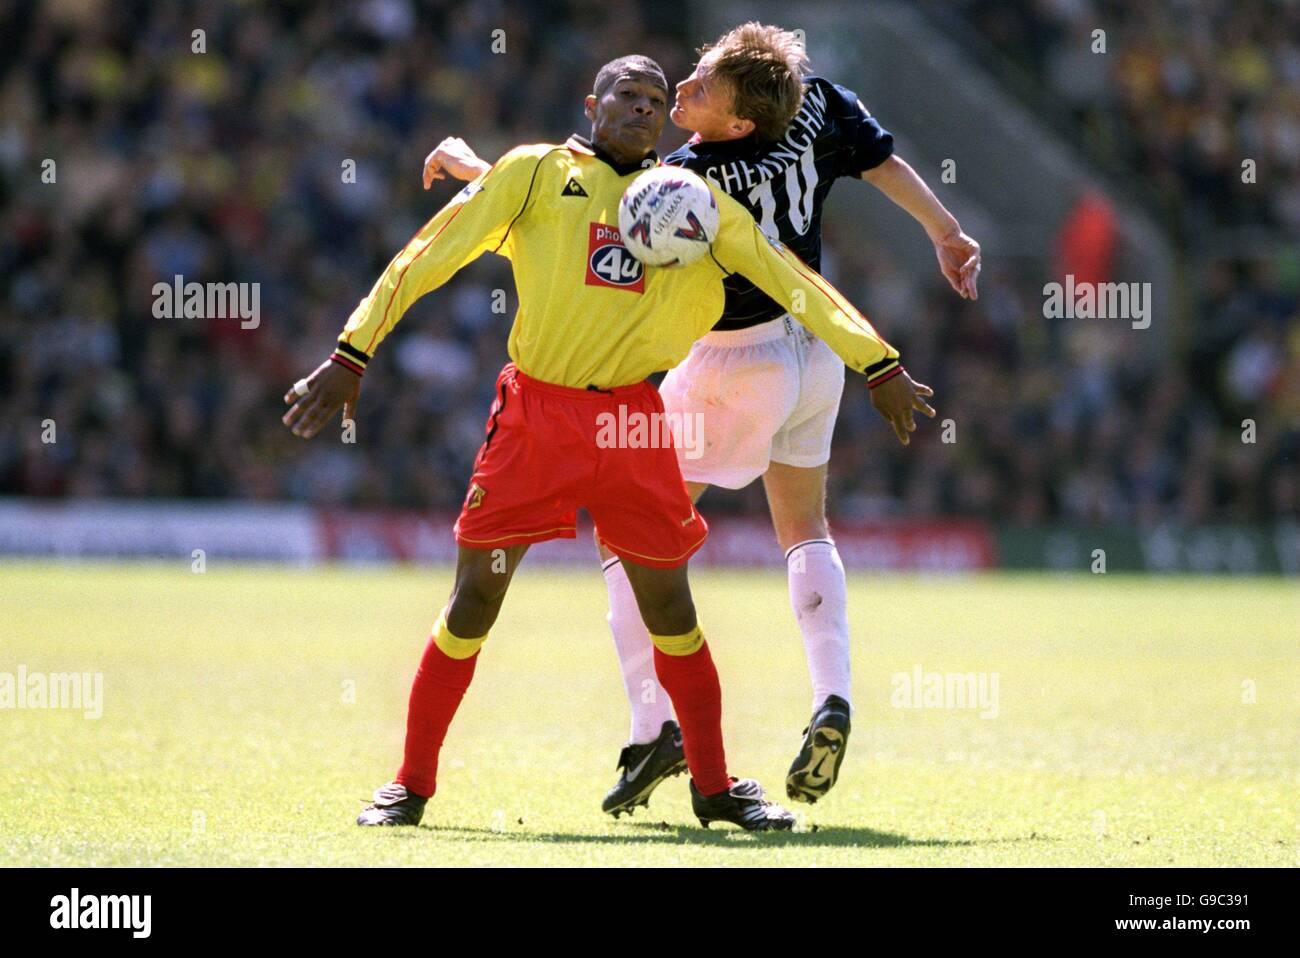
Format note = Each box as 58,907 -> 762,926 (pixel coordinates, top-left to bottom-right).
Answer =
664,75 -> 894,330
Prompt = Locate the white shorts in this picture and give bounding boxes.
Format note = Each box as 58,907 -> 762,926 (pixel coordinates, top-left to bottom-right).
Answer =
660,315 -> 846,490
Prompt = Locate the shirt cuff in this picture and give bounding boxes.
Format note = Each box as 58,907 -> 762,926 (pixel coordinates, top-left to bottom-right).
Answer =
865,357 -> 903,388
331,340 -> 370,376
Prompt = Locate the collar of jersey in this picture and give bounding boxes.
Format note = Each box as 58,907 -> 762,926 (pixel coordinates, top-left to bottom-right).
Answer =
566,135 -> 659,175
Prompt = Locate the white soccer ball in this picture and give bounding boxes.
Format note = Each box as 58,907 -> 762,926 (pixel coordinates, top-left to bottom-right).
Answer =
618,166 -> 720,268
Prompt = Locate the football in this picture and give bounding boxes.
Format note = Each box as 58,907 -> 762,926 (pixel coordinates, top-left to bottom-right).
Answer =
618,166 -> 720,267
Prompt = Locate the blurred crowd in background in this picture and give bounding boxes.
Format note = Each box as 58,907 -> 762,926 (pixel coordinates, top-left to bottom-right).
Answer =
959,0 -> 1300,235
1,0 -> 1295,526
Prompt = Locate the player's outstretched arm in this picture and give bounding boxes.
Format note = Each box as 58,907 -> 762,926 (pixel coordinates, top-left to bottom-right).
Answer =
422,137 -> 492,188
861,154 -> 981,300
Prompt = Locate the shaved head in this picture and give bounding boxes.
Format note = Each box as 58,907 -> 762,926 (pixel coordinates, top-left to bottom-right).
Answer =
593,55 -> 668,98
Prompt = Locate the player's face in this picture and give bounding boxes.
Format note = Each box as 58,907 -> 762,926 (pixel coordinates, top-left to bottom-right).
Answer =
671,54 -> 746,141
585,75 -> 668,163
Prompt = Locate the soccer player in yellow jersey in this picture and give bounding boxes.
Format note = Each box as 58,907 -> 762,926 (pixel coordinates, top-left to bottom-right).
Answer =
427,25 -> 971,816
282,55 -> 931,831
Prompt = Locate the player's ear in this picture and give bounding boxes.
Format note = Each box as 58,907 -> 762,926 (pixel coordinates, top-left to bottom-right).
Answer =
584,94 -> 597,122
731,117 -> 756,138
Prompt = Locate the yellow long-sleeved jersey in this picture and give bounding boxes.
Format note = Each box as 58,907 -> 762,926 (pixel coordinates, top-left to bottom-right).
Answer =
332,135 -> 901,389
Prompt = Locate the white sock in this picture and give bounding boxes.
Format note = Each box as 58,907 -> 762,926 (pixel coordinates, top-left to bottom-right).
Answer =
786,539 -> 852,712
603,557 -> 673,743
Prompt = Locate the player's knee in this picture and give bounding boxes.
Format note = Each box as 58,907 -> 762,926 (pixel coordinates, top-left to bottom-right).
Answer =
621,560 -> 696,634
453,576 -> 507,610
447,567 -> 511,624
642,590 -> 696,637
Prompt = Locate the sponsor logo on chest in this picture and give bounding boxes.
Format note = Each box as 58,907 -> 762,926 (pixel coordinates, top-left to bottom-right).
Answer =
585,223 -> 644,293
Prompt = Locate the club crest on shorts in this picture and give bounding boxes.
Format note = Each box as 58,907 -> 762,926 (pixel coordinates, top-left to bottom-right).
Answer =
585,223 -> 645,293
465,482 -> 486,510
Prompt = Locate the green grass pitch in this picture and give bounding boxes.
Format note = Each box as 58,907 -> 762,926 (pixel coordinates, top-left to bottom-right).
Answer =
1,561 -> 1296,867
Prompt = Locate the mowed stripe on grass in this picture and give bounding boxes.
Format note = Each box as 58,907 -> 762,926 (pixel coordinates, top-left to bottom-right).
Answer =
1,561 -> 1296,866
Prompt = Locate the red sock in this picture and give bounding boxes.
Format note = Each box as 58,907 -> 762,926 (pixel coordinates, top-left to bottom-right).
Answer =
395,638 -> 478,798
653,642 -> 729,796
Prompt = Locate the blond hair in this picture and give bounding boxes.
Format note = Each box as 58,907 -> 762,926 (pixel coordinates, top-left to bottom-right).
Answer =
699,23 -> 808,141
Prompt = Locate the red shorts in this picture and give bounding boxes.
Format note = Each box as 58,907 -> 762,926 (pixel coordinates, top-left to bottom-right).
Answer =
453,364 -> 708,568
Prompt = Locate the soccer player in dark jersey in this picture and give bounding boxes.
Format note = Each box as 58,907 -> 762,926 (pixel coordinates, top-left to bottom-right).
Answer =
423,23 -> 979,816
286,54 -> 925,831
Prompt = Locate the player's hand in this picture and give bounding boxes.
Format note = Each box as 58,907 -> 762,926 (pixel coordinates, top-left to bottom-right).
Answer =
282,360 -> 360,439
869,371 -> 936,446
932,227 -> 981,300
422,137 -> 491,188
